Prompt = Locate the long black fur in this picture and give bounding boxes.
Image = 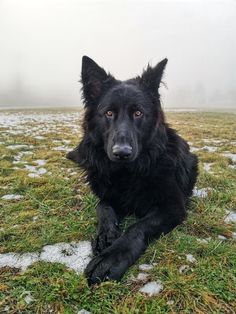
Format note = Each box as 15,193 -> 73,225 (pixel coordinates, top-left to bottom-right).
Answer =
67,56 -> 198,285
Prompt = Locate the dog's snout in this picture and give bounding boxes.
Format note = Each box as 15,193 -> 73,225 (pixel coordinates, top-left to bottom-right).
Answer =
112,144 -> 132,159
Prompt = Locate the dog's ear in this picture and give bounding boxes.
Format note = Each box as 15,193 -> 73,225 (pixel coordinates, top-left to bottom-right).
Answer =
140,58 -> 168,95
81,56 -> 113,105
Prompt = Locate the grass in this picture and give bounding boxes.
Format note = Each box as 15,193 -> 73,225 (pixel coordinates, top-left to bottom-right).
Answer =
0,109 -> 236,313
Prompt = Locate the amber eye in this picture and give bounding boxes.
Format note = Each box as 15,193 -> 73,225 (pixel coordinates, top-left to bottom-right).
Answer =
134,110 -> 143,118
105,110 -> 113,118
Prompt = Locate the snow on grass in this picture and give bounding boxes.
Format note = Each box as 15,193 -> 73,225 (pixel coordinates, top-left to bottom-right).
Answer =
34,135 -> 45,140
139,281 -> 163,296
52,146 -> 71,152
224,210 -> 236,224
190,146 -> 201,152
7,144 -> 33,150
0,241 -> 92,274
196,237 -> 211,244
34,159 -> 47,166
201,146 -> 218,152
1,194 -> 23,200
222,153 -> 236,162
136,273 -> 150,281
139,264 -> 154,271
202,139 -> 227,145
193,188 -> 212,198
186,254 -> 196,263
0,252 -> 39,270
203,163 -> 213,173
179,265 -> 190,274
25,163 -> 47,178
77,310 -> 92,314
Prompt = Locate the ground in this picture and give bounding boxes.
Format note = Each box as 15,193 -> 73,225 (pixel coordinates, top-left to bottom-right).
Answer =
0,108 -> 236,314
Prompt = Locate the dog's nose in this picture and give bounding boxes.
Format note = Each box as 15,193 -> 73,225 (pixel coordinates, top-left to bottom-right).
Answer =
112,144 -> 132,159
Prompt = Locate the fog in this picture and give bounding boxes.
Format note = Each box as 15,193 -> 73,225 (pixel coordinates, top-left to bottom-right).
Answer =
0,0 -> 236,109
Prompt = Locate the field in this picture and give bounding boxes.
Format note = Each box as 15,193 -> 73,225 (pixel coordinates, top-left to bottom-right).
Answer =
0,108 -> 236,313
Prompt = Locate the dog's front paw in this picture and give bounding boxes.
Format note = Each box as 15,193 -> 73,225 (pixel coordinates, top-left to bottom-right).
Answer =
92,225 -> 121,255
85,246 -> 129,286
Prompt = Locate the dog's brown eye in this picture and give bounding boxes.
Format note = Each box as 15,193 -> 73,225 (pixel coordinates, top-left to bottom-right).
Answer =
134,110 -> 142,118
105,111 -> 113,118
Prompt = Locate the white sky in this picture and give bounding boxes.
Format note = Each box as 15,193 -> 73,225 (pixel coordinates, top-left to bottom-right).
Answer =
0,0 -> 236,108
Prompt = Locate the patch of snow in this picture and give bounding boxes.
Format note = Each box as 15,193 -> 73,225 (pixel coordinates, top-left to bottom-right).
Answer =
37,168 -> 47,175
40,242 -> 92,273
32,216 -> 39,222
139,281 -> 163,296
34,159 -> 46,166
69,171 -> 77,176
179,265 -> 190,274
130,272 -> 150,282
136,272 -> 149,281
224,211 -> 236,224
232,232 -> 236,240
1,194 -> 23,200
218,235 -> 227,240
186,254 -> 196,263
28,173 -> 40,178
193,188 -> 211,198
25,164 -> 47,177
203,139 -> 227,144
77,310 -> 91,314
0,253 -> 39,270
0,241 -> 92,274
24,293 -> 35,304
229,165 -> 236,169
190,146 -> 200,152
197,237 -> 211,244
139,264 -> 154,271
34,136 -> 45,140
223,153 -> 236,162
201,146 -> 218,152
62,139 -> 71,144
52,146 -> 71,152
203,163 -> 213,173
25,165 -> 37,172
7,144 -> 31,150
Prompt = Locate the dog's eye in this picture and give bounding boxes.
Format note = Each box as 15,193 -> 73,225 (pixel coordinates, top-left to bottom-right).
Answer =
134,110 -> 143,118
105,111 -> 113,118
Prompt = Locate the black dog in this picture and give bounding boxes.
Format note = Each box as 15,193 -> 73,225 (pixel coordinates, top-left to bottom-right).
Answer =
67,56 -> 198,285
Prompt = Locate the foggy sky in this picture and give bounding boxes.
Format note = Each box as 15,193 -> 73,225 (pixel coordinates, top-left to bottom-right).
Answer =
0,0 -> 236,108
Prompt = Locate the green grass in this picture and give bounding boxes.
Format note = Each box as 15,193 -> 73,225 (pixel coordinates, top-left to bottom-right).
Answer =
0,109 -> 236,313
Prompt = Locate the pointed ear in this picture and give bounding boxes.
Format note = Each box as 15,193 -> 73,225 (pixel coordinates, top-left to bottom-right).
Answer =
81,56 -> 113,105
140,58 -> 168,95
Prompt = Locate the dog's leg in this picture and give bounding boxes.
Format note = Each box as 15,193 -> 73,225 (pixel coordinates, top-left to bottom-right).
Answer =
92,202 -> 122,255
85,182 -> 186,285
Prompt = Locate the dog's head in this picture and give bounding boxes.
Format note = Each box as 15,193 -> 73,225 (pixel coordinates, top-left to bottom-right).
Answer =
71,56 -> 168,163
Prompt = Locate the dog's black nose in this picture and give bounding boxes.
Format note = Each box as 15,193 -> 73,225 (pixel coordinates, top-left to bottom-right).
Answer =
112,144 -> 132,159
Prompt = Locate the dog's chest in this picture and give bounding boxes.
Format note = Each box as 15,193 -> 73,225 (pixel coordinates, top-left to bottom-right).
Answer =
107,171 -> 153,216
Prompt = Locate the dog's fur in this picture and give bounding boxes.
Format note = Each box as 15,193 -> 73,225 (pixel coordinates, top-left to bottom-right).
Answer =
67,56 -> 198,285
